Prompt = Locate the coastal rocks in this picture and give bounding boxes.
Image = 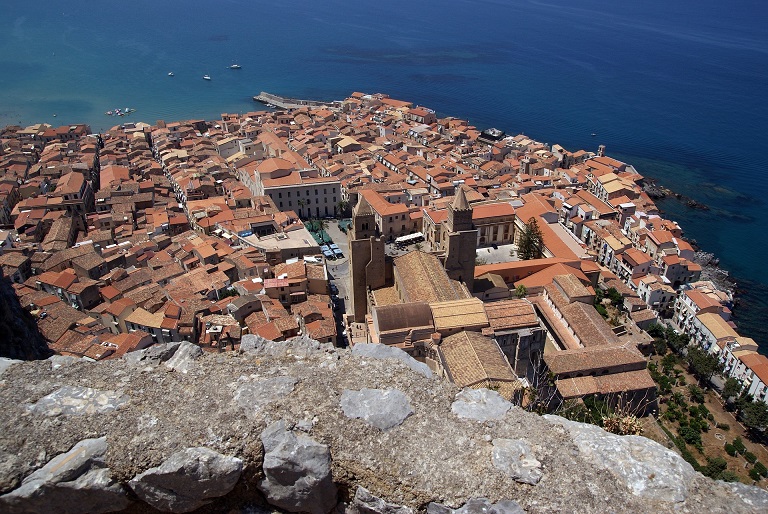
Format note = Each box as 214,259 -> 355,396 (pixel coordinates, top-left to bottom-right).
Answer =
0,437 -> 130,514
451,388 -> 513,422
128,447 -> 242,513
340,388 -> 413,430
163,341 -> 203,373
347,486 -> 414,514
427,498 -> 526,514
351,343 -> 433,378
491,439 -> 543,485
258,420 -> 337,514
27,385 -> 129,417
234,376 -> 297,416
545,415 -> 695,502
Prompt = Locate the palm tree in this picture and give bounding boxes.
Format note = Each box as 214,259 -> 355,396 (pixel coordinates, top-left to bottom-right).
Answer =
318,218 -> 330,243
336,199 -> 351,217
297,199 -> 306,219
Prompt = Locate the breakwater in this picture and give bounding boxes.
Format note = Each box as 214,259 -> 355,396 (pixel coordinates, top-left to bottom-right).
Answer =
253,92 -> 342,111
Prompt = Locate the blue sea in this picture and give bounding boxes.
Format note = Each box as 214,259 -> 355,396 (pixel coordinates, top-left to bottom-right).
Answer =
2,0 -> 767,349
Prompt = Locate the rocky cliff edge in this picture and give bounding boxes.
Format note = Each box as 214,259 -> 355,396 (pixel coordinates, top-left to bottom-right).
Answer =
0,336 -> 766,514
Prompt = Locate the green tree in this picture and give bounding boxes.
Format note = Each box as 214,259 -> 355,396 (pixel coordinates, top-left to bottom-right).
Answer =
515,217 -> 544,260
336,199 -> 351,216
722,378 -> 742,405
646,323 -> 666,339
688,384 -> 705,403
297,199 -> 306,218
686,346 -> 721,385
605,287 -> 623,307
741,401 -> 768,436
515,284 -> 527,299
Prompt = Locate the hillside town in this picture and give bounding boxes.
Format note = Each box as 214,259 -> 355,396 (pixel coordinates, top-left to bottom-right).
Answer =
0,91 -> 766,426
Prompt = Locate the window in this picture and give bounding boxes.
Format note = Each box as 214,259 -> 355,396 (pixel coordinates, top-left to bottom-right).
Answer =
279,202 -> 283,208
278,192 -> 282,198
333,187 -> 336,193
287,192 -> 291,197
315,189 -> 318,195
323,188 -> 327,194
333,196 -> 336,203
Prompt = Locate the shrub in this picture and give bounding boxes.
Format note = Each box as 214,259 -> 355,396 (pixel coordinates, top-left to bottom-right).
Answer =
733,436 -> 747,454
754,461 -> 768,478
716,422 -> 730,431
745,451 -> 757,464
749,467 -> 762,481
719,470 -> 740,482
724,443 -> 737,456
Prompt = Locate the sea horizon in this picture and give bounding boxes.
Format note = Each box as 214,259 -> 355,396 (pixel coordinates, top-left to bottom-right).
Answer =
2,0 -> 767,350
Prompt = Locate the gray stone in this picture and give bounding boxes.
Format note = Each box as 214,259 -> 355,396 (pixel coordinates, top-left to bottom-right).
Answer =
340,388 -> 413,430
48,355 -> 80,370
723,481 -> 768,510
347,486 -> 414,514
129,447 -> 242,513
545,415 -> 696,502
164,342 -> 203,373
123,342 -> 180,365
28,385 -> 129,417
427,499 -> 525,514
234,376 -> 297,416
451,388 -> 512,422
239,333 -> 270,353
0,437 -> 129,514
0,357 -> 22,377
491,439 -> 542,485
352,343 -> 433,378
258,420 -> 337,514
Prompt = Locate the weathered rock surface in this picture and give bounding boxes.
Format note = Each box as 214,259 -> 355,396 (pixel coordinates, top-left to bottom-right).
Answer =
163,341 -> 203,373
352,343 -> 433,378
545,415 -> 696,502
234,376 -> 298,416
348,486 -> 414,514
340,388 -> 414,430
129,447 -> 242,513
27,385 -> 129,417
0,357 -> 21,377
123,341 -> 180,366
0,437 -> 129,514
451,388 -> 513,422
428,498 -> 526,514
491,439 -> 542,485
0,337 -> 765,513
259,420 -> 337,514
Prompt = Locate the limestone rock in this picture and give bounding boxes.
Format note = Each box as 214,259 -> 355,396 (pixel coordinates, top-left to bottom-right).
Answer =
352,343 -> 433,378
129,447 -> 242,513
722,481 -> 768,511
234,376 -> 297,416
258,420 -> 337,514
48,355 -> 80,370
0,437 -> 129,514
239,333 -> 271,353
428,498 -> 525,514
546,415 -> 696,502
451,388 -> 512,422
347,486 -> 414,514
28,385 -> 129,417
340,388 -> 413,430
123,341 -> 180,365
164,342 -> 203,373
491,439 -> 542,485
0,357 -> 22,377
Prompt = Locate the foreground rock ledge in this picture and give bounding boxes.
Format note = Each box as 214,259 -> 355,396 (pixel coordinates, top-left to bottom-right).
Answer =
0,336 -> 766,513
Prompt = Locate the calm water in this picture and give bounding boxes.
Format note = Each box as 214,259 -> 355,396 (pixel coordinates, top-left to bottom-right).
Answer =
2,0 -> 767,348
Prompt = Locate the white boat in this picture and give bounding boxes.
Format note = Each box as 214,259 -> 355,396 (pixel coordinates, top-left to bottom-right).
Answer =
168,72 -> 174,77
229,64 -> 241,69
203,75 -> 211,80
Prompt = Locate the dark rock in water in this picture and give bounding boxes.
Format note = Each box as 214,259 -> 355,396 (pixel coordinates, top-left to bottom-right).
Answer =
0,275 -> 50,360
685,199 -> 709,210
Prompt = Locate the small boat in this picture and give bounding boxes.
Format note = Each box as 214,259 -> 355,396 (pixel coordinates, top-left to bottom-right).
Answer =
168,72 -> 174,77
229,64 -> 241,69
591,133 -> 597,137
52,114 -> 57,117
106,111 -> 113,116
203,75 -> 211,80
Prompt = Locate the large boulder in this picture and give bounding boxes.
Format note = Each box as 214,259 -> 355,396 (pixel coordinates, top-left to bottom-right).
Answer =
163,342 -> 203,373
352,343 -> 432,378
0,437 -> 129,514
258,420 -> 337,514
347,486 -> 414,514
545,415 -> 696,502
129,447 -> 242,513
